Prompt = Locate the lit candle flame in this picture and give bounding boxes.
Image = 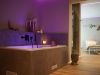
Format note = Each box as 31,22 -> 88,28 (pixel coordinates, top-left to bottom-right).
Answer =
43,40 -> 47,45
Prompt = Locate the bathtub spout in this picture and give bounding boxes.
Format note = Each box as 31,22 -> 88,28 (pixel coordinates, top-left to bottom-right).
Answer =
30,36 -> 34,48
21,35 -> 34,48
21,34 -> 30,42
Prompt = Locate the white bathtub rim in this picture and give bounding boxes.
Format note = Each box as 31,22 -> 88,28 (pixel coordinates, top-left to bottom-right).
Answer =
0,45 -> 67,51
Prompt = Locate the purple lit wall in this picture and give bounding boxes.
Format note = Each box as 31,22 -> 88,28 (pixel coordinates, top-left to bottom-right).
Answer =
0,30 -> 67,46
37,0 -> 69,33
0,0 -> 69,32
0,0 -> 69,46
0,0 -> 37,31
0,30 -> 35,46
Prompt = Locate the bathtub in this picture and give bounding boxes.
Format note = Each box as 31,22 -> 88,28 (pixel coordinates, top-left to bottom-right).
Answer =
0,45 -> 68,75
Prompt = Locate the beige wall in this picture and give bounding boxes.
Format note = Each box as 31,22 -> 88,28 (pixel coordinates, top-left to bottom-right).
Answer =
68,0 -> 72,63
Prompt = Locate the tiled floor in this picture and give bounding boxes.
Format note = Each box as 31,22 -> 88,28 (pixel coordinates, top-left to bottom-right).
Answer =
50,53 -> 100,75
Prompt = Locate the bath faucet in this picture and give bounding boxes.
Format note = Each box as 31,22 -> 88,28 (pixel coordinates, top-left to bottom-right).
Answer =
30,36 -> 34,48
21,34 -> 34,48
21,34 -> 30,42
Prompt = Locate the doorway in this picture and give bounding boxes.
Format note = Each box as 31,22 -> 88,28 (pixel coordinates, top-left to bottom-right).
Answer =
80,2 -> 100,55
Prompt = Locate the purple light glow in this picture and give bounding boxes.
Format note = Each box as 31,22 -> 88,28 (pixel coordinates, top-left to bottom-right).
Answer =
37,0 -> 69,33
5,45 -> 51,49
37,0 -> 54,2
0,0 -> 69,33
